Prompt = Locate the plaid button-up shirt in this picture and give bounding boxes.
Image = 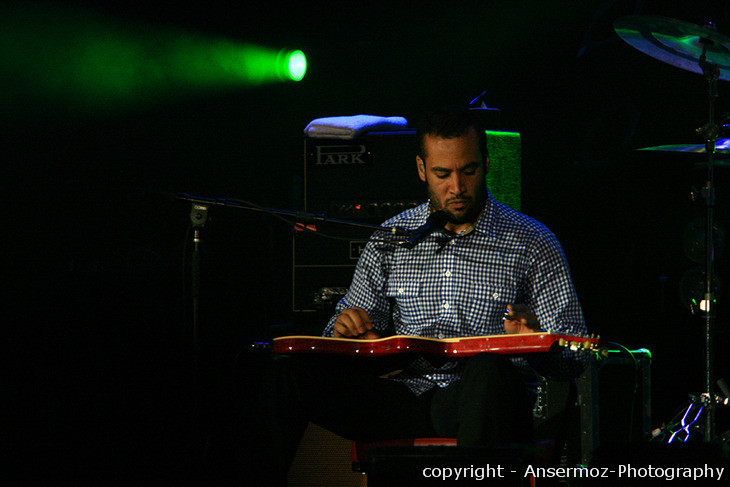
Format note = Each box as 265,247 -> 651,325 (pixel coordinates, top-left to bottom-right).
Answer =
324,192 -> 588,396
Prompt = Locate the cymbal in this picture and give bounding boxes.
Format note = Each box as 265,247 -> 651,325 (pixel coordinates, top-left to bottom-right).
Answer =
614,15 -> 730,80
638,138 -> 730,153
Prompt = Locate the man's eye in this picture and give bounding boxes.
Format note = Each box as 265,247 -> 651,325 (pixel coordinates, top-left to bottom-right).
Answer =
435,174 -> 449,179
464,169 -> 477,175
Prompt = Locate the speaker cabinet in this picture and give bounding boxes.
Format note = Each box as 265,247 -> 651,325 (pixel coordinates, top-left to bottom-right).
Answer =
576,349 -> 652,464
288,423 -> 366,487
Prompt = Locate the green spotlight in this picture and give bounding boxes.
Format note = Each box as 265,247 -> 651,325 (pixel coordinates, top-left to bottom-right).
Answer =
287,50 -> 307,81
0,2 -> 308,116
277,49 -> 307,82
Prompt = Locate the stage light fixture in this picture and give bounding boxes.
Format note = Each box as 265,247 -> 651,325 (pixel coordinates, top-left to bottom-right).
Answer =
286,50 -> 307,81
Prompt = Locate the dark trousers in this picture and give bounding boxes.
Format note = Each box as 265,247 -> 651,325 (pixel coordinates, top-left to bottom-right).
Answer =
243,353 -> 533,485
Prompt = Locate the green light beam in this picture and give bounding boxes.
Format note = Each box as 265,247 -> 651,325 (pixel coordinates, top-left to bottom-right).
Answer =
0,2 -> 307,116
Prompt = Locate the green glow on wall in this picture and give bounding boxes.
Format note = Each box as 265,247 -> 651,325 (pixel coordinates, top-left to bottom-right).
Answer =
485,130 -> 522,211
0,2 -> 306,116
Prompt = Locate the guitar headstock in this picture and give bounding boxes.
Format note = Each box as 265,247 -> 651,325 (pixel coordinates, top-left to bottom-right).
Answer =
557,334 -> 608,355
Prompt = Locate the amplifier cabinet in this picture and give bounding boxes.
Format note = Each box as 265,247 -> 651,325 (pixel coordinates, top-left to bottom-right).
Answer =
576,349 -> 652,465
303,131 -> 423,222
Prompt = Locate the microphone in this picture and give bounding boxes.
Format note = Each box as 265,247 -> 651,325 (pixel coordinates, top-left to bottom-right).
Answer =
398,211 -> 448,249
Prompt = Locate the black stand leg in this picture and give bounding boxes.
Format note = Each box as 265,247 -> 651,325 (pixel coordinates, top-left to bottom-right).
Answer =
697,35 -> 721,442
189,203 -> 209,380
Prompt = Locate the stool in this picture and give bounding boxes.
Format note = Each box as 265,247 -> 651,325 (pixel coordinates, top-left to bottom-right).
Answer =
351,437 -> 457,472
352,439 -> 543,486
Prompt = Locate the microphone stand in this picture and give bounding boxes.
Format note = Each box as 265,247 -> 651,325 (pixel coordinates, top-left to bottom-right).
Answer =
179,191 -> 412,468
189,202 -> 209,382
178,191 -> 410,373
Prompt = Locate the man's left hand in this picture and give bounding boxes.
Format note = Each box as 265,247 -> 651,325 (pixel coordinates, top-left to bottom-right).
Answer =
503,304 -> 540,334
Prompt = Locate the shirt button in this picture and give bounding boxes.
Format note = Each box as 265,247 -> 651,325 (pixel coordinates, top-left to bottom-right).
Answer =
398,287 -> 404,294
492,292 -> 500,299
444,270 -> 452,277
443,302 -> 450,310
438,333 -> 445,339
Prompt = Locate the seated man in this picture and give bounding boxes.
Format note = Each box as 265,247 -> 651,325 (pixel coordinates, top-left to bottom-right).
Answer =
253,105 -> 588,485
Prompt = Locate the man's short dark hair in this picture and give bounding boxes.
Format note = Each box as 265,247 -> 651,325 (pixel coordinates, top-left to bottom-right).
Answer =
416,105 -> 488,162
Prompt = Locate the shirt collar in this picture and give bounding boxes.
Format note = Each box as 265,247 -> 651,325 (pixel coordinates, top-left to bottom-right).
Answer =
472,191 -> 496,237
423,189 -> 496,238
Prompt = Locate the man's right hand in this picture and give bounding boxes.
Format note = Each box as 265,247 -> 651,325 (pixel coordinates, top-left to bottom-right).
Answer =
333,307 -> 381,339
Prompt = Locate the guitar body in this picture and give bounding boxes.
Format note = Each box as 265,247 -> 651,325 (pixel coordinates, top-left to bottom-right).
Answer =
272,332 -> 604,358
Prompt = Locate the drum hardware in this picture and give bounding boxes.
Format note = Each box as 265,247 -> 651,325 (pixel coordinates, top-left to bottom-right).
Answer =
615,15 -> 730,442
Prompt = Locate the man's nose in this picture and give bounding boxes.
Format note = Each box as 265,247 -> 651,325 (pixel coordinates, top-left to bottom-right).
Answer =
450,173 -> 467,194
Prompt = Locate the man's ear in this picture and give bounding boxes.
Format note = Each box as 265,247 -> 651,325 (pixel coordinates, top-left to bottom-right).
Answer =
484,157 -> 490,175
417,156 -> 426,182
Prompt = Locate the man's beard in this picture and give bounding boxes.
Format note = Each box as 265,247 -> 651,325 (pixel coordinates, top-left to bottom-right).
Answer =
427,185 -> 487,225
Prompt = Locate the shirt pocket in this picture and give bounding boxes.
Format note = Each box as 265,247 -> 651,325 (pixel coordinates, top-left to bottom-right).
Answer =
385,280 -> 423,327
465,281 -> 517,333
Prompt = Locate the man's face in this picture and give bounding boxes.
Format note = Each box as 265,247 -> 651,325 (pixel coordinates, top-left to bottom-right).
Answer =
417,128 -> 488,232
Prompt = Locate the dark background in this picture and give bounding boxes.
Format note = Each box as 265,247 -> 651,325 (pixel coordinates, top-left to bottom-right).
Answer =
6,0 -> 730,483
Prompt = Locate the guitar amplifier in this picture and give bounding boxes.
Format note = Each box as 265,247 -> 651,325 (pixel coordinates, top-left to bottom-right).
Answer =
303,130 -> 423,222
576,348 -> 652,464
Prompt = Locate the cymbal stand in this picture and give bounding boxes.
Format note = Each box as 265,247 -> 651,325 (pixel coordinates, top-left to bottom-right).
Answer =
696,35 -> 721,442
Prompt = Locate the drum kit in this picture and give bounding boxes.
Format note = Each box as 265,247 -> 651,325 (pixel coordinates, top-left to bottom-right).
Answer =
613,14 -> 730,442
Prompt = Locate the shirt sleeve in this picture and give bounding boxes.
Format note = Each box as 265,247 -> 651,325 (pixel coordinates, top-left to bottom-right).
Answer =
322,239 -> 393,337
521,231 -> 589,379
